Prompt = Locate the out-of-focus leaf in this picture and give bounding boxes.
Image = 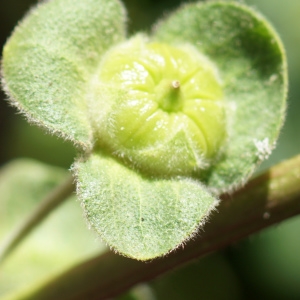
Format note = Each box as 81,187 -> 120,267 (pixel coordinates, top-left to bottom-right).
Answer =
0,159 -> 104,298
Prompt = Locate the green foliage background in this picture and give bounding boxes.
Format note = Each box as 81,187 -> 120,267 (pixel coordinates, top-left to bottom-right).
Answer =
0,0 -> 299,299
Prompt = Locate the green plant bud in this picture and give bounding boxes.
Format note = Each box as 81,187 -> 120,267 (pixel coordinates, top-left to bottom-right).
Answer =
93,36 -> 226,176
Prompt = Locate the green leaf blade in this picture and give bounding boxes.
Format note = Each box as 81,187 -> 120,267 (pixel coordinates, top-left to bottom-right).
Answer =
2,0 -> 127,150
153,1 -> 287,192
76,153 -> 217,260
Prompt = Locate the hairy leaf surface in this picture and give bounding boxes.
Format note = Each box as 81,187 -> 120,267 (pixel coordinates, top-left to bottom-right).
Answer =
2,0 -> 126,150
76,153 -> 217,260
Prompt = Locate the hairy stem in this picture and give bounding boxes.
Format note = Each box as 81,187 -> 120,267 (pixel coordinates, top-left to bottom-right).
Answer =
7,154 -> 300,300
0,175 -> 75,263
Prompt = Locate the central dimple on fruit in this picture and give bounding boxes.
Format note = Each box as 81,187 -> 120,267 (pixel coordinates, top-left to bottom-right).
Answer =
156,79 -> 183,112
94,35 -> 226,176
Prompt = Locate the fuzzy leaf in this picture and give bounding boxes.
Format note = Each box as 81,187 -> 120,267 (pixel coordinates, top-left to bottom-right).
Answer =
2,0 -> 126,150
76,153 -> 217,260
153,1 -> 287,191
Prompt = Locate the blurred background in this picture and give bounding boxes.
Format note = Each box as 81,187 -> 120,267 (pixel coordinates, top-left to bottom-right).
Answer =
0,0 -> 299,299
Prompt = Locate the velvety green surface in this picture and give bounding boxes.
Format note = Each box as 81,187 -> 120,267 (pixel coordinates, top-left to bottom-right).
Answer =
2,0 -> 126,150
76,153 -> 216,260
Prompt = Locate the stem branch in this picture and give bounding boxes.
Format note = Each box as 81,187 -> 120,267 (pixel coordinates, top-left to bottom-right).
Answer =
0,175 -> 75,263
9,155 -> 300,300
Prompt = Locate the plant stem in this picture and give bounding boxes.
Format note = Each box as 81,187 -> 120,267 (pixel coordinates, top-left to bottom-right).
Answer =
7,154 -> 300,300
0,175 -> 75,263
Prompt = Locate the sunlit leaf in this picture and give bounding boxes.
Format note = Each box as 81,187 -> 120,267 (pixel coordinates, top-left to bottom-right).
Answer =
76,153 -> 217,260
2,0 -> 127,150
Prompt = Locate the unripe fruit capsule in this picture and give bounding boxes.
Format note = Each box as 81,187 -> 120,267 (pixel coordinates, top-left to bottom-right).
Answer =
92,36 -> 226,177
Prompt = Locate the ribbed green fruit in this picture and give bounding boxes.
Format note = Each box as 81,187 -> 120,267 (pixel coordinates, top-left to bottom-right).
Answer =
94,36 -> 226,176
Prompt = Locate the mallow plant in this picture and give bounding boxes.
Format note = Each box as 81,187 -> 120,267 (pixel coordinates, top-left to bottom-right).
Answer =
1,0 -> 298,298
